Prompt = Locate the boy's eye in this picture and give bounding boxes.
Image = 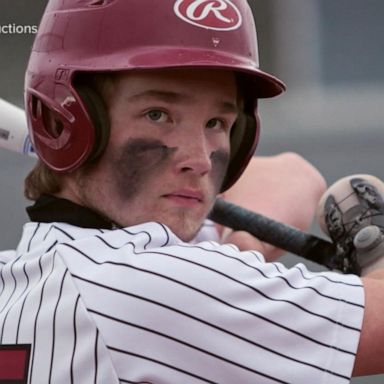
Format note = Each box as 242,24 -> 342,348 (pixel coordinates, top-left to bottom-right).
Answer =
146,110 -> 168,122
206,118 -> 226,131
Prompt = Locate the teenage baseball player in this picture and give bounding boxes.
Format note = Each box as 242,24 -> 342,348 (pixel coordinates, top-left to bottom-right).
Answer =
0,0 -> 383,383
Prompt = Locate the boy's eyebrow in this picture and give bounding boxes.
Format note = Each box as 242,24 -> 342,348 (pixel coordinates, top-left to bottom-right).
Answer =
127,90 -> 239,114
127,90 -> 191,103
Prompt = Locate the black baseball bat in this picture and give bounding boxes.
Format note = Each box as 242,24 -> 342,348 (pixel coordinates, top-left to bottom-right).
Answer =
209,198 -> 337,270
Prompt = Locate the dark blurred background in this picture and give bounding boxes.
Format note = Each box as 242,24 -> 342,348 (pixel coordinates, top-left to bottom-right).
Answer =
0,2 -> 383,381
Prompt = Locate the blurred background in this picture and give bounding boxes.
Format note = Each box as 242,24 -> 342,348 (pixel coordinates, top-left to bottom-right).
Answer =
0,1 -> 383,382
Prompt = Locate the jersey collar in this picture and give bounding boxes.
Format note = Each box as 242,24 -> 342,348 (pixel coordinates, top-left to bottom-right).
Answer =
26,194 -> 114,230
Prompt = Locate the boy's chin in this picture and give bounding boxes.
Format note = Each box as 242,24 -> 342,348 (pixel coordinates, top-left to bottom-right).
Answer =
167,220 -> 204,242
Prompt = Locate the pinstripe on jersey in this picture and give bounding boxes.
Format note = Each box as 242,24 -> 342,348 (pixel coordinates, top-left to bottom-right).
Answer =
0,220 -> 364,383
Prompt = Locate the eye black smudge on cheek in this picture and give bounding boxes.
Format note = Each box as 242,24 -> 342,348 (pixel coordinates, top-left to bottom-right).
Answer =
211,149 -> 230,193
115,138 -> 177,200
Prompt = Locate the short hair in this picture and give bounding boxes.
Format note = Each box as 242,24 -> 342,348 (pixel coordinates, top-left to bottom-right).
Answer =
24,160 -> 61,201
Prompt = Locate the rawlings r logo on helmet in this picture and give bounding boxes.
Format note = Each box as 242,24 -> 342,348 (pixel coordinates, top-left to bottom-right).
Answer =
174,0 -> 242,31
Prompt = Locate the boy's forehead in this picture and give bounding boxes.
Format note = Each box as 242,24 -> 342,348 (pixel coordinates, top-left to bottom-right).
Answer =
111,68 -> 238,103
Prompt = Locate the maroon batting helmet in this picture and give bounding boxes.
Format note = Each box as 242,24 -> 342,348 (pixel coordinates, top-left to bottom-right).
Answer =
25,0 -> 285,191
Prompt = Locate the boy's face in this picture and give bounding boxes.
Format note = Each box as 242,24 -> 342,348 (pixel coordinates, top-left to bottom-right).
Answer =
66,68 -> 238,241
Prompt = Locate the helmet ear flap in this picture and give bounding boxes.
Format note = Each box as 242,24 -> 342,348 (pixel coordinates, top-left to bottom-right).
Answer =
220,110 -> 260,192
27,84 -> 110,171
75,84 -> 110,163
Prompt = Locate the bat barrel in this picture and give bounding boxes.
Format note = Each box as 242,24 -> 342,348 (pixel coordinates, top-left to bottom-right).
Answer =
210,199 -> 337,269
0,98 -> 35,157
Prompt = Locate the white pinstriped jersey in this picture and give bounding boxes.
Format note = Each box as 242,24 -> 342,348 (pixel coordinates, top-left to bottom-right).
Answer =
0,220 -> 364,383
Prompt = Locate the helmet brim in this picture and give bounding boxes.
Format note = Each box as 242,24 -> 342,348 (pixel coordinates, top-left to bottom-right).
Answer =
71,47 -> 286,99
